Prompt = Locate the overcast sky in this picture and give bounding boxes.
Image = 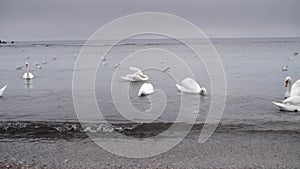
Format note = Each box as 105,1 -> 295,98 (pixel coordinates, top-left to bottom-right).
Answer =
1,0 -> 299,41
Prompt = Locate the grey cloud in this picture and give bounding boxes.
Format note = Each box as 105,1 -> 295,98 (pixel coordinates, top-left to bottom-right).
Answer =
0,0 -> 299,40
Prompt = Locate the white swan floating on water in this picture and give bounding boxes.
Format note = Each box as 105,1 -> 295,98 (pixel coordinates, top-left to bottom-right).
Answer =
121,67 -> 149,81
272,96 -> 300,112
284,76 -> 300,98
0,85 -> 7,97
273,76 -> 300,112
176,78 -> 207,96
138,83 -> 154,96
22,63 -> 34,80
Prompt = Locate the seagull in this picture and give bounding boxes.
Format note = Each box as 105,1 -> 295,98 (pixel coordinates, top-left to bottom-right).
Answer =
0,85 -> 7,97
15,66 -> 24,70
282,66 -> 288,71
36,64 -> 43,69
121,67 -> 149,81
163,67 -> 170,72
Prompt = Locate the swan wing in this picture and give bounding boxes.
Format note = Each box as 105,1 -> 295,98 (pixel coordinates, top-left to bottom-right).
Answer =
28,72 -> 34,79
283,96 -> 300,105
176,84 -> 193,93
129,67 -> 143,75
122,73 -> 148,81
291,80 -> 300,96
23,72 -> 34,79
121,74 -> 136,81
138,83 -> 154,96
22,72 -> 27,79
0,85 -> 7,97
181,78 -> 200,93
272,101 -> 300,112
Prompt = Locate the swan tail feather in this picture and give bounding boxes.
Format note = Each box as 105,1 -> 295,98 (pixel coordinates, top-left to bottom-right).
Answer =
175,84 -> 183,91
272,101 -> 300,112
121,76 -> 133,81
1,85 -> 7,92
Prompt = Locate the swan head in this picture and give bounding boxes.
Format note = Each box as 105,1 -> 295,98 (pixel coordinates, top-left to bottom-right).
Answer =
200,87 -> 207,96
140,74 -> 149,81
285,76 -> 292,87
25,62 -> 29,68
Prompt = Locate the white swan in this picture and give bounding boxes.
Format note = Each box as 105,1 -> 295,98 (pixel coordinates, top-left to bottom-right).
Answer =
22,62 -> 34,80
273,96 -> 300,112
284,76 -> 300,98
138,83 -> 154,96
176,78 -> 207,96
0,85 -> 7,97
121,67 -> 149,81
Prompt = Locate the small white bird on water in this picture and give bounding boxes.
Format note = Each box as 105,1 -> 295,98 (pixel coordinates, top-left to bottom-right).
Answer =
138,83 -> 154,96
0,85 -> 7,97
23,63 -> 34,80
36,63 -> 43,69
176,78 -> 207,96
282,66 -> 288,71
121,67 -> 149,82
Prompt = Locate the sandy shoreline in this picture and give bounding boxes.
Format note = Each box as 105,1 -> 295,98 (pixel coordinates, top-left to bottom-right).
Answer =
0,130 -> 299,169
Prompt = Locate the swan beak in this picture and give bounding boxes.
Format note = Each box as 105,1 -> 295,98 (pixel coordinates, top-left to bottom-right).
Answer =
285,81 -> 288,87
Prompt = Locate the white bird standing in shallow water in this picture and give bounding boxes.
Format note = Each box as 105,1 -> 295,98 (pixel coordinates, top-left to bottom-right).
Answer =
176,78 -> 207,96
138,83 -> 154,96
23,63 -> 34,80
0,85 -> 7,97
121,67 -> 149,82
284,76 -> 300,99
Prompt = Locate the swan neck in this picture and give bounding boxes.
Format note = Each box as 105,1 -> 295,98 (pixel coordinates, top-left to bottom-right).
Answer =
26,66 -> 29,74
287,81 -> 292,94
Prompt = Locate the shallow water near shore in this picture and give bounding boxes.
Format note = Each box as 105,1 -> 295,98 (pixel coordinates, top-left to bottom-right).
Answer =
0,38 -> 300,130
0,37 -> 300,168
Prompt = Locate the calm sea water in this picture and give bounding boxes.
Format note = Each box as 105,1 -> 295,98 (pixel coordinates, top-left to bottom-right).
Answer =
0,38 -> 299,134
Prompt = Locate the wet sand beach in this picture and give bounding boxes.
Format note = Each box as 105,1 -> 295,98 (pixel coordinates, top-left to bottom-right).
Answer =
1,130 -> 299,169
